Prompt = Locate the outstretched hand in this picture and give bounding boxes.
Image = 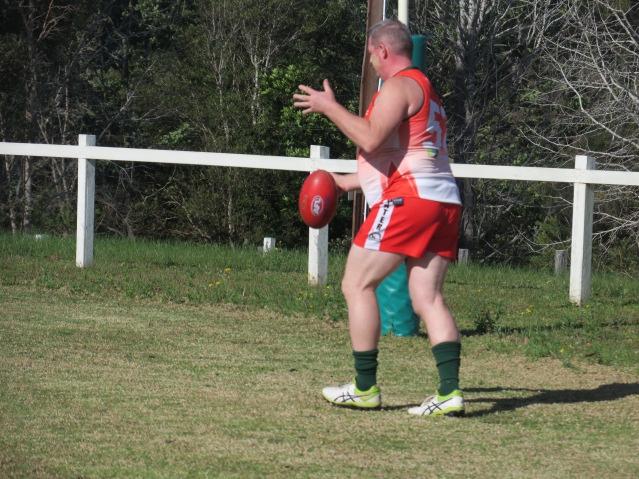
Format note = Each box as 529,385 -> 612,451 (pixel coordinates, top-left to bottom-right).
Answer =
293,79 -> 336,115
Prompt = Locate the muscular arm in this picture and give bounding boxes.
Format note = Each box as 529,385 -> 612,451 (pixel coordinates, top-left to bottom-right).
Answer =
293,78 -> 420,153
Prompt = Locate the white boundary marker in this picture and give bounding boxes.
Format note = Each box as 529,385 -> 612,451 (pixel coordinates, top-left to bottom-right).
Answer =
398,0 -> 408,24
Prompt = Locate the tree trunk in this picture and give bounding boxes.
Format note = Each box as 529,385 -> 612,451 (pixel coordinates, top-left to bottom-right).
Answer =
352,0 -> 385,238
20,0 -> 38,233
449,0 -> 491,248
460,179 -> 474,247
227,186 -> 235,245
3,156 -> 18,234
22,157 -> 32,232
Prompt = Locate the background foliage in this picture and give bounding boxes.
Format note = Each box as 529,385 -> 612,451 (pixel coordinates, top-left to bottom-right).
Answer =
1,0 -> 637,271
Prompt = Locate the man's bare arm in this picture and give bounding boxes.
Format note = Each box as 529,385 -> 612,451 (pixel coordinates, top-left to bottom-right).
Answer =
293,78 -> 414,153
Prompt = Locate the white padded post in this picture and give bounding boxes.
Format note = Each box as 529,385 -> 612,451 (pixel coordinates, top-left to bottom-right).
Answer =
398,0 -> 409,24
308,145 -> 330,286
76,134 -> 96,267
569,155 -> 595,305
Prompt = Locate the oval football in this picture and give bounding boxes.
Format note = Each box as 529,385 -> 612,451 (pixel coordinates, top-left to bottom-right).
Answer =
298,170 -> 338,228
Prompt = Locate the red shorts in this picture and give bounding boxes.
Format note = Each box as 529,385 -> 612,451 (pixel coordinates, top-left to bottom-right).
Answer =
353,197 -> 461,260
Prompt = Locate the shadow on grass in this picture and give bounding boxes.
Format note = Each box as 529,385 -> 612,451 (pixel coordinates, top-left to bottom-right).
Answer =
460,315 -> 638,337
464,382 -> 639,418
460,325 -> 561,337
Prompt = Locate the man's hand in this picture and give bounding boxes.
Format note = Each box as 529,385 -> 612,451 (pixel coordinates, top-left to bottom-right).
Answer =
330,172 -> 360,193
293,79 -> 336,115
292,75 -> 419,153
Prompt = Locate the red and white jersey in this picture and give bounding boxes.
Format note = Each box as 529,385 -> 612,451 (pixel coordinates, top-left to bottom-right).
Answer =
357,68 -> 461,208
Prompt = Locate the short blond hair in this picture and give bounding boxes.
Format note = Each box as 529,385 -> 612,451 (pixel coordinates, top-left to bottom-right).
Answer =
368,19 -> 412,58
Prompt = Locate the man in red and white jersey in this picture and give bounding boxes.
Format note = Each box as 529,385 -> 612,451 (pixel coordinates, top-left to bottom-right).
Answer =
293,19 -> 464,417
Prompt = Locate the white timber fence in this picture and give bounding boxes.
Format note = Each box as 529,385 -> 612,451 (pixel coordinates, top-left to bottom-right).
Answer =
2,135 -> 639,305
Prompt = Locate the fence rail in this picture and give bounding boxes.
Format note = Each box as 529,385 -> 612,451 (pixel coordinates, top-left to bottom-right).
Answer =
3,140 -> 639,185
2,136 -> 639,305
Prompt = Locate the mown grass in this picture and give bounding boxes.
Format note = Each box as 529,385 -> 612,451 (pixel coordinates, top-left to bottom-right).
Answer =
1,234 -> 637,369
0,234 -> 346,321
1,234 -> 638,478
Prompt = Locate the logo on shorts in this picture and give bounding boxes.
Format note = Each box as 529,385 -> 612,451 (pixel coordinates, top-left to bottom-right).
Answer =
368,231 -> 382,242
367,201 -> 392,243
311,195 -> 323,216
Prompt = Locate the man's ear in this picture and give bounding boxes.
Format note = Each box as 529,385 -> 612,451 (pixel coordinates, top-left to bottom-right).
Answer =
379,43 -> 390,59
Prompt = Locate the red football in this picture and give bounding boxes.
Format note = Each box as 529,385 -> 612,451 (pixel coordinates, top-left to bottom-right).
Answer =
298,170 -> 338,228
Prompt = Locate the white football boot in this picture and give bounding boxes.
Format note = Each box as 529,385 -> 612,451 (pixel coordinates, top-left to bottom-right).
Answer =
321,381 -> 381,409
408,390 -> 465,417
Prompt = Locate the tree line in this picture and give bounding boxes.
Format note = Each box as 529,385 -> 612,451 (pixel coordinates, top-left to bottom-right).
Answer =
1,0 -> 637,271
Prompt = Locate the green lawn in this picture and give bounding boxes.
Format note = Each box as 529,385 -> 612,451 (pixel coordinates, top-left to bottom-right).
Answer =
1,235 -> 638,477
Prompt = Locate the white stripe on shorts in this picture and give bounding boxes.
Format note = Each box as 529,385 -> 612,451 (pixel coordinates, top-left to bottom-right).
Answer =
363,200 -> 395,251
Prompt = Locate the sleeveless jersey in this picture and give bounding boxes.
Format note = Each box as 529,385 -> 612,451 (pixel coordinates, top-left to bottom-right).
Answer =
357,68 -> 461,208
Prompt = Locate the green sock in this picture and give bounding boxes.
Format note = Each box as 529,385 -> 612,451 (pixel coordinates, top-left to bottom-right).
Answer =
353,349 -> 378,391
432,341 -> 461,396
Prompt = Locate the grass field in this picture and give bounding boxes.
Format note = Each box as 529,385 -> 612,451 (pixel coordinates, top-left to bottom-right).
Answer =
1,234 -> 638,478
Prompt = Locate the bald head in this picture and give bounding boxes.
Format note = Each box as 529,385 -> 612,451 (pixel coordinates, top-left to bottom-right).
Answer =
368,19 -> 413,59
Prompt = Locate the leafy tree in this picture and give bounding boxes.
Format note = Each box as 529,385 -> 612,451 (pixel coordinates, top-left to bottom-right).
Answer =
519,0 -> 639,270
2,0 -> 634,270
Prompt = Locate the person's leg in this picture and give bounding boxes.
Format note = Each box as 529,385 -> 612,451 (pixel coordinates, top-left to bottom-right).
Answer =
407,252 -> 464,416
322,245 -> 403,408
341,244 -> 404,351
406,252 -> 459,345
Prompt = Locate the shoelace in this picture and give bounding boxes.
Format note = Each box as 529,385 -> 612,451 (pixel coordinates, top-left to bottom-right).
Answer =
420,395 -> 436,406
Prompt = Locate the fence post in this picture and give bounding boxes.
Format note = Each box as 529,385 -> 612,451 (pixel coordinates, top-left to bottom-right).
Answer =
569,155 -> 595,305
308,145 -> 330,286
76,134 -> 96,268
